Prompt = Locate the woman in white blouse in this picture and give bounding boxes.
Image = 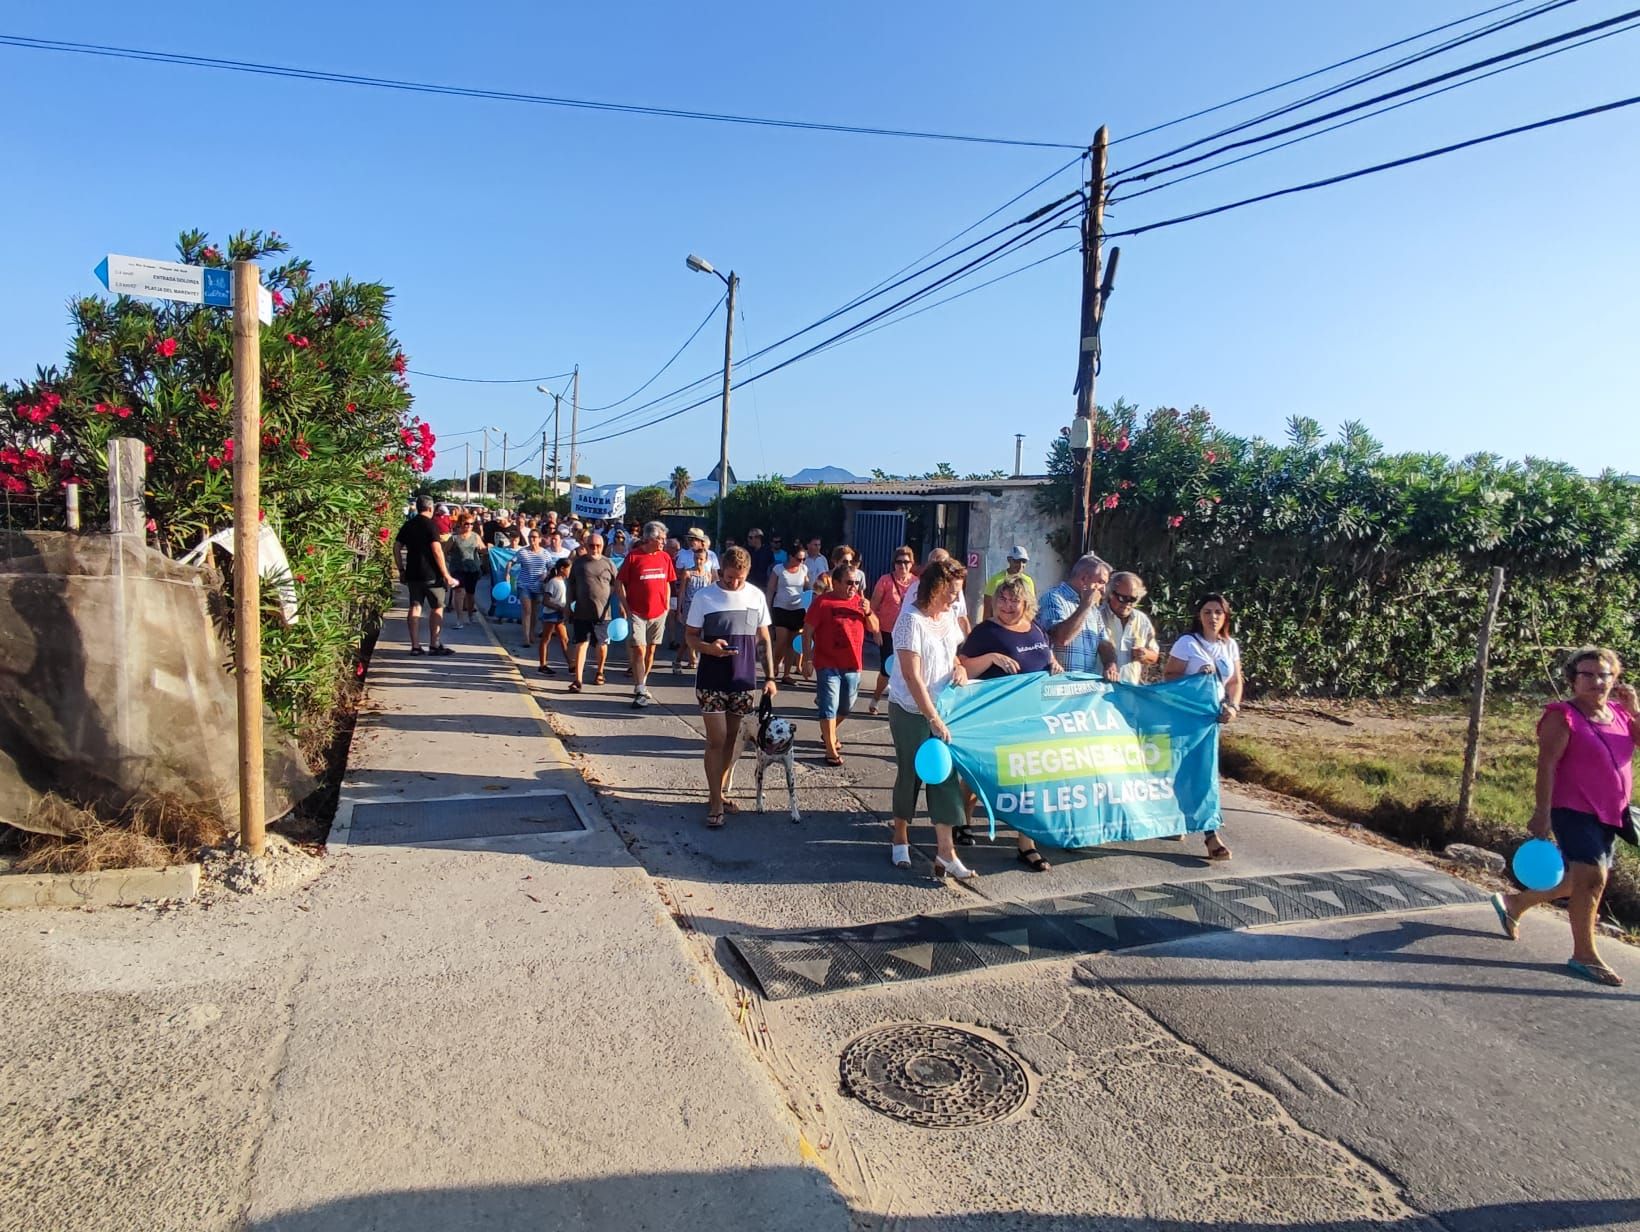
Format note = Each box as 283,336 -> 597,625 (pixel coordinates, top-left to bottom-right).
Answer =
1165,592 -> 1242,861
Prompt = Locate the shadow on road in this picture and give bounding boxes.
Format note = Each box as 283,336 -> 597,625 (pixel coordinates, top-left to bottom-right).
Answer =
248,1172 -> 1640,1232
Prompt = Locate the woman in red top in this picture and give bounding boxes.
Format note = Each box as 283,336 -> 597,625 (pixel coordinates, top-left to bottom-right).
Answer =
804,563 -> 880,765
866,545 -> 917,716
1493,646 -> 1637,986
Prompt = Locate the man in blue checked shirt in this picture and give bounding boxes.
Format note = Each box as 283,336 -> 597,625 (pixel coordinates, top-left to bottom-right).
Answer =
1039,553 -> 1115,677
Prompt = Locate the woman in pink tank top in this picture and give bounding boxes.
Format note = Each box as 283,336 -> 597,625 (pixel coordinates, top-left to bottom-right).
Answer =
1493,647 -> 1636,986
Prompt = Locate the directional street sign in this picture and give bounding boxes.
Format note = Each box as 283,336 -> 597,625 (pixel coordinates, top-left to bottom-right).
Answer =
94,254 -> 233,307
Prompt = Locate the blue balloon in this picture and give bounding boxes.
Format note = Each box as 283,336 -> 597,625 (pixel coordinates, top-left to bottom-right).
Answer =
915,737 -> 953,784
882,652 -> 895,677
491,581 -> 512,602
607,616 -> 631,643
1512,838 -> 1564,891
793,634 -> 805,654
800,589 -> 814,609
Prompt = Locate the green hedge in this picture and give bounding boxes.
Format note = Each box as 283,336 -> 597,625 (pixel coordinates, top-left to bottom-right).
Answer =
1038,403 -> 1640,696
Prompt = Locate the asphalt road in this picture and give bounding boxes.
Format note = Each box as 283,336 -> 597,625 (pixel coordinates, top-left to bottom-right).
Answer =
509,631 -> 1640,1231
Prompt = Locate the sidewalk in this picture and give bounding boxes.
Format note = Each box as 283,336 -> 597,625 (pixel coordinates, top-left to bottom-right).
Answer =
0,599 -> 849,1232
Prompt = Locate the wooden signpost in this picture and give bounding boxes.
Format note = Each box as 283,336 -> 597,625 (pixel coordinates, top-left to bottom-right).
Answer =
94,253 -> 269,856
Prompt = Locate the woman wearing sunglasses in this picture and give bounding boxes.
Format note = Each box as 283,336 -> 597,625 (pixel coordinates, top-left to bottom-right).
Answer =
867,546 -> 918,715
803,563 -> 880,765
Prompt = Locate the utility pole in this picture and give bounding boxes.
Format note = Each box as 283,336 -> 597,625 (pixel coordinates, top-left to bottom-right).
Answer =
540,431 -> 548,493
479,432 -> 489,501
231,261 -> 265,858
1071,126 -> 1109,559
500,432 -> 510,508
551,390 -> 562,495
463,441 -> 471,501
569,366 -> 580,494
715,274 -> 739,546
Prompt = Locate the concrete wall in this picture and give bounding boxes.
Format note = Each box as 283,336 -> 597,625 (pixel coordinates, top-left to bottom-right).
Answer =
963,484 -> 1066,610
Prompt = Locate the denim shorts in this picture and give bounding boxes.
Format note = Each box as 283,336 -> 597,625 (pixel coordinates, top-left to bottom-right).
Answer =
815,668 -> 860,720
1551,807 -> 1619,870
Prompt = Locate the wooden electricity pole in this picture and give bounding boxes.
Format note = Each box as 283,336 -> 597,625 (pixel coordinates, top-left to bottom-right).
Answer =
231,262 -> 265,857
1457,566 -> 1507,822
1071,127 -> 1109,558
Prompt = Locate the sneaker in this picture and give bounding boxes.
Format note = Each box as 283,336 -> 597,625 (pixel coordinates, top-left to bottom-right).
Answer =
633,691 -> 653,708
431,644 -> 455,656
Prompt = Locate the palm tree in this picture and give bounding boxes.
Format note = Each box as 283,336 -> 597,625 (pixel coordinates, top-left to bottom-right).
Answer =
670,466 -> 692,506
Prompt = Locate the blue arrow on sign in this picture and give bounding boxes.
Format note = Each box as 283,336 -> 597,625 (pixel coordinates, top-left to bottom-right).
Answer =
203,268 -> 232,307
94,257 -> 110,290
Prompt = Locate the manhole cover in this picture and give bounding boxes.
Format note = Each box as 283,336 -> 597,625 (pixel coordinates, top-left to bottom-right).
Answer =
840,1024 -> 1028,1128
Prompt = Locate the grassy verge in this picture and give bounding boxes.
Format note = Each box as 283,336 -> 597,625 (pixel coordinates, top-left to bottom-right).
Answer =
1223,696 -> 1640,926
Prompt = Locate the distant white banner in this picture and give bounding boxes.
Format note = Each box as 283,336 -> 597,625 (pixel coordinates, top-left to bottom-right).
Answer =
571,484 -> 626,520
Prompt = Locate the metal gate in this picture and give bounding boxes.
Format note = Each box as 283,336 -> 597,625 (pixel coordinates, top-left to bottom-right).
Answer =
854,511 -> 907,592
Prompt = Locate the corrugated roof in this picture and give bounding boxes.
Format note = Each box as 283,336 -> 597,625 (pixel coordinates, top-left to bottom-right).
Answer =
805,475 -> 1052,498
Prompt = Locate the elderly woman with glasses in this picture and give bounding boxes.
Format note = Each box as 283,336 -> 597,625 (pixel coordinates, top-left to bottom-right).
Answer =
1492,647 -> 1637,987
803,562 -> 880,765
868,546 -> 918,715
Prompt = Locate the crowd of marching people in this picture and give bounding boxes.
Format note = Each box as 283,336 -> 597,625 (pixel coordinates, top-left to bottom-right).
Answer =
395,494 -> 1635,984
397,498 -> 1245,869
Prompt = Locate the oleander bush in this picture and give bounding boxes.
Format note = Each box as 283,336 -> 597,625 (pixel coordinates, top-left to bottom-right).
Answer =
0,229 -> 434,749
1039,400 -> 1640,696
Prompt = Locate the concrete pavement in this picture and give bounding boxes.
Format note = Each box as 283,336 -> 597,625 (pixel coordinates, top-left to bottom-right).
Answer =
514,634 -> 1640,1230
0,600 -> 848,1232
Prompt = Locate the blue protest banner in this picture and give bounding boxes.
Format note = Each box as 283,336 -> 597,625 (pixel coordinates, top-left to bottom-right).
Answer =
938,672 -> 1222,848
485,546 -> 524,623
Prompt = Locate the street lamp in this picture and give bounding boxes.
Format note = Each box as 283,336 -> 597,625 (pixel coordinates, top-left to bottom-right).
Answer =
686,254 -> 739,544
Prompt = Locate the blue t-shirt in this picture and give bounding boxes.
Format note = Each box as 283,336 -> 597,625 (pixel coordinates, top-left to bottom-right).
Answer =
960,620 -> 1055,679
1038,581 -> 1110,674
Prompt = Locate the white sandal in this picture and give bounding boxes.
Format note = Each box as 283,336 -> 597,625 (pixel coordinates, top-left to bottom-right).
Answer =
932,855 -> 978,882
890,843 -> 911,869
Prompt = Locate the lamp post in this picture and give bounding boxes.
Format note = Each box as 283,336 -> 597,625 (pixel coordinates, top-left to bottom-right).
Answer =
686,254 -> 738,545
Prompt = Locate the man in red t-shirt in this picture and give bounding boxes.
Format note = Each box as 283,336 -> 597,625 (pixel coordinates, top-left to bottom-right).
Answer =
616,520 -> 678,708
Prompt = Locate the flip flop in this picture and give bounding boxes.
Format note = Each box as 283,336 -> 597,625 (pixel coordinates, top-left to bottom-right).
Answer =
1205,836 -> 1232,861
705,811 -> 726,829
721,800 -> 741,814
824,753 -> 844,767
1567,958 -> 1624,987
1489,893 -> 1520,941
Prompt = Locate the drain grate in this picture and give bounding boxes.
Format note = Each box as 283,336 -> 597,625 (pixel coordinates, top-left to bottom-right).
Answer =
346,792 -> 587,845
840,1024 -> 1028,1128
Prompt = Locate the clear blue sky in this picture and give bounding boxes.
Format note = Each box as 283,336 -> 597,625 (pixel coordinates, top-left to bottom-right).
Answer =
3,1 -> 1637,487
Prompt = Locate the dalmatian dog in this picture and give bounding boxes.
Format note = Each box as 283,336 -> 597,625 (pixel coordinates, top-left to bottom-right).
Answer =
753,693 -> 800,823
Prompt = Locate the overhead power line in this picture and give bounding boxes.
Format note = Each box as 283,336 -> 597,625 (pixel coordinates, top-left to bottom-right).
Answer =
0,34 -> 1082,150
1108,0 -> 1542,148
1106,92 -> 1640,239
407,368 -> 574,384
580,290 -> 725,413
574,192 -> 1082,435
1113,3 -> 1638,188
1111,0 -> 1582,180
573,207 -> 1079,447
1110,14 -> 1640,206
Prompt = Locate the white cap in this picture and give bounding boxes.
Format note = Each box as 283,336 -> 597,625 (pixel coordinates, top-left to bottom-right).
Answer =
1008,544 -> 1030,561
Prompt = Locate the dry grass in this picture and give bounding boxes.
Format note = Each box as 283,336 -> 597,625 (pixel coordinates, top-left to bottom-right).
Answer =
1224,695 -> 1640,925
10,792 -> 227,874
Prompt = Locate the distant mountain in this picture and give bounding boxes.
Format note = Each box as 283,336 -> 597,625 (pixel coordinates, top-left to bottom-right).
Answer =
787,465 -> 864,485
627,462 -> 862,505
